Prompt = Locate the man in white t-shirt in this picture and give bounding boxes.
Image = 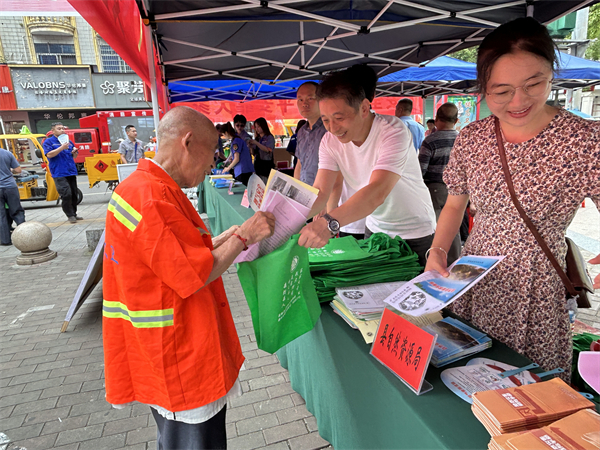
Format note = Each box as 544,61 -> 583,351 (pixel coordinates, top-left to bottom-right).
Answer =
298,69 -> 436,266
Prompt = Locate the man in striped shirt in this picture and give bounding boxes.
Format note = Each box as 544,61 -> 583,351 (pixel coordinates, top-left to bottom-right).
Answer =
418,102 -> 461,263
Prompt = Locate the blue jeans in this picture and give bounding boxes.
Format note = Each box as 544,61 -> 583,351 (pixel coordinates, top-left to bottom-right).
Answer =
0,186 -> 25,244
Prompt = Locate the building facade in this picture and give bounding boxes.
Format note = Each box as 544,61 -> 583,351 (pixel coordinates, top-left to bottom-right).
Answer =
0,13 -> 151,162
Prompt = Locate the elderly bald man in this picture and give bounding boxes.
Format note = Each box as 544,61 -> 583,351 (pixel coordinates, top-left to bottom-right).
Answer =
102,106 -> 275,450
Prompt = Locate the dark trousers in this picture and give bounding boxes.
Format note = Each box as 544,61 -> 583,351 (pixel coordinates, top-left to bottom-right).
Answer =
427,182 -> 462,264
365,226 -> 434,268
151,405 -> 227,450
0,186 -> 25,244
54,176 -> 78,219
234,172 -> 252,187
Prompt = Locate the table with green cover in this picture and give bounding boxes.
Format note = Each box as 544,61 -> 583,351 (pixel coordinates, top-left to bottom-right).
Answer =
197,179 -> 253,236
277,308 -> 533,450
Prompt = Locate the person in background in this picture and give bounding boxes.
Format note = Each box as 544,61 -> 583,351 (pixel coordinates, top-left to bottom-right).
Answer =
425,17 -> 600,381
286,119 -> 306,169
233,115 -> 252,144
43,122 -> 82,223
103,106 -> 275,450
214,124 -> 227,167
220,122 -> 254,186
299,69 -> 436,266
394,98 -> 425,152
118,125 -> 145,164
418,102 -> 461,264
425,119 -> 437,137
0,147 -> 25,245
249,117 -> 275,181
294,82 -> 327,186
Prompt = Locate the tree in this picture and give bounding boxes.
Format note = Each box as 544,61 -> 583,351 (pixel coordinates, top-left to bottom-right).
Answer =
448,47 -> 478,63
586,4 -> 600,60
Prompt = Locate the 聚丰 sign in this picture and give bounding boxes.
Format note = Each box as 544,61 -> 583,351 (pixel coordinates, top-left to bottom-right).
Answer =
92,74 -> 150,109
370,308 -> 437,395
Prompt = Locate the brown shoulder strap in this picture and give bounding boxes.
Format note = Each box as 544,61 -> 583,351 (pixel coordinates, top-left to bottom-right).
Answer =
493,117 -> 577,297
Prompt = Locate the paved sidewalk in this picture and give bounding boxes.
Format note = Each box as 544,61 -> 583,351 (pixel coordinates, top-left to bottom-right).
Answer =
0,181 -> 598,450
0,180 -> 331,450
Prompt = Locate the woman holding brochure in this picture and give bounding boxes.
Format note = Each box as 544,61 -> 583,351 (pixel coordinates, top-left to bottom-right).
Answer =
221,122 -> 254,186
425,17 -> 600,381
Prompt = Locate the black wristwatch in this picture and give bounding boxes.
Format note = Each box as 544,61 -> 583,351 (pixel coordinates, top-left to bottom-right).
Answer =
322,213 -> 340,236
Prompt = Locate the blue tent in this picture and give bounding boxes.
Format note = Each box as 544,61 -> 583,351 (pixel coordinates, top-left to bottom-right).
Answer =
379,56 -> 476,83
377,56 -> 477,97
554,52 -> 600,88
168,79 -> 311,103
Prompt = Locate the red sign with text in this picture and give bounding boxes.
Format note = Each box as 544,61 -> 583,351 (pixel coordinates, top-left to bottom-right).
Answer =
371,309 -> 436,394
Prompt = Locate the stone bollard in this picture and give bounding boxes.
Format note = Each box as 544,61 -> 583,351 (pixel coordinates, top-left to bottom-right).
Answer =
12,221 -> 57,265
86,229 -> 104,252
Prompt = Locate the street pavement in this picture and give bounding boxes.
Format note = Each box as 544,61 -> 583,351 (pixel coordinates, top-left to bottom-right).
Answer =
0,175 -> 598,450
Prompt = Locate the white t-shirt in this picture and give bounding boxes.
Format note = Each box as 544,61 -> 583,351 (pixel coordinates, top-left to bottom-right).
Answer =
339,181 -> 366,235
319,114 -> 436,240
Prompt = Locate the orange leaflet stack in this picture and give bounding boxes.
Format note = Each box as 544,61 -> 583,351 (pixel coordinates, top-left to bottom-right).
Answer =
488,408 -> 600,450
471,377 -> 595,436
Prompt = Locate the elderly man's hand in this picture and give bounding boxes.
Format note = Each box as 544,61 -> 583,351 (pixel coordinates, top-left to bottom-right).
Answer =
238,212 -> 276,246
212,225 -> 239,250
298,218 -> 332,248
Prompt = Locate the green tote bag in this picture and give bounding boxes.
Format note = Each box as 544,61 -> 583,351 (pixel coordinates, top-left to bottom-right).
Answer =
237,235 -> 322,354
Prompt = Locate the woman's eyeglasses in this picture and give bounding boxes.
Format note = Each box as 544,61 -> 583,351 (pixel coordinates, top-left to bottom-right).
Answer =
486,77 -> 552,104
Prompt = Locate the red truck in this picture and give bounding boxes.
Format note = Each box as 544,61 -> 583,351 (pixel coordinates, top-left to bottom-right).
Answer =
42,110 -> 155,172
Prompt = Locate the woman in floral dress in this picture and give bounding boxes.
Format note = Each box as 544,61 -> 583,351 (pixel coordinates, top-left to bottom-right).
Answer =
425,17 -> 600,380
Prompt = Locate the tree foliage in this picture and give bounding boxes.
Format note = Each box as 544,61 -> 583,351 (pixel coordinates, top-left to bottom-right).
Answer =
448,47 -> 478,63
586,4 -> 600,60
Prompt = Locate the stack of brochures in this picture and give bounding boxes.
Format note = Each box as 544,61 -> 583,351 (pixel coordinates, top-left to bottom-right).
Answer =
329,282 -> 443,344
472,378 -> 595,436
422,317 -> 491,367
309,233 -> 422,303
488,409 -> 600,450
234,170 -> 318,264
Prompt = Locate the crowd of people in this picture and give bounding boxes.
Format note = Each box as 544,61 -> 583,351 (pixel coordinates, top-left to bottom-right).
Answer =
99,16 -> 599,450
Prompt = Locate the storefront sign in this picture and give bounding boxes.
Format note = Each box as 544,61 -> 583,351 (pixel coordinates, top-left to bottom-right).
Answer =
370,309 -> 436,395
92,74 -> 150,109
11,66 -> 95,109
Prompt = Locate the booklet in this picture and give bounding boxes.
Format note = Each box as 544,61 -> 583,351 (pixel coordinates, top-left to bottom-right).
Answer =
234,171 -> 318,263
383,255 -> 505,317
264,169 -> 318,209
422,317 -> 491,367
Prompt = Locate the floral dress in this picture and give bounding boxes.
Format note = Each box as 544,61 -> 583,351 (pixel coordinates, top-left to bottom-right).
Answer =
444,109 -> 600,380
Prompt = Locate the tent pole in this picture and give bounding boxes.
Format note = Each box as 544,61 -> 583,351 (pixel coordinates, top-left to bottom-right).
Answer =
145,24 -> 161,140
527,4 -> 534,17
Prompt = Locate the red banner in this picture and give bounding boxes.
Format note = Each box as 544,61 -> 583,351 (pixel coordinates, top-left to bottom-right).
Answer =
173,97 -> 423,124
0,65 -> 17,111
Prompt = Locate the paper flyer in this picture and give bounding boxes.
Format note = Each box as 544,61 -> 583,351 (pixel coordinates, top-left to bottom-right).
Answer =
441,358 -> 541,404
383,255 -> 505,317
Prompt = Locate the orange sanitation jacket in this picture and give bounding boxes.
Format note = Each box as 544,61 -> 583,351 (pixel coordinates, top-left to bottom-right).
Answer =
102,159 -> 244,412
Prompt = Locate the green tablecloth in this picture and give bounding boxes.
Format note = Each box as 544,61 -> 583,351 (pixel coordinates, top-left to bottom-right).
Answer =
277,308 -> 533,450
198,179 -> 253,236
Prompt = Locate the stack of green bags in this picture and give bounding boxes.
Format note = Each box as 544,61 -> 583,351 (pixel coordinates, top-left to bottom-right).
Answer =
308,233 -> 423,303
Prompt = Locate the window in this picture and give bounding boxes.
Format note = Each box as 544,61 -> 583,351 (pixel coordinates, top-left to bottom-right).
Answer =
34,43 -> 77,65
99,44 -> 133,73
74,132 -> 93,144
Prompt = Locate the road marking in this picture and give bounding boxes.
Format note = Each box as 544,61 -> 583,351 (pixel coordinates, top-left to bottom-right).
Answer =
11,304 -> 54,324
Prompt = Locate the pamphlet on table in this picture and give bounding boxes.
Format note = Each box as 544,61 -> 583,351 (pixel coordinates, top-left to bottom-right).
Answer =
234,170 -> 317,263
383,255 -> 505,317
422,317 -> 491,367
441,358 -> 556,404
